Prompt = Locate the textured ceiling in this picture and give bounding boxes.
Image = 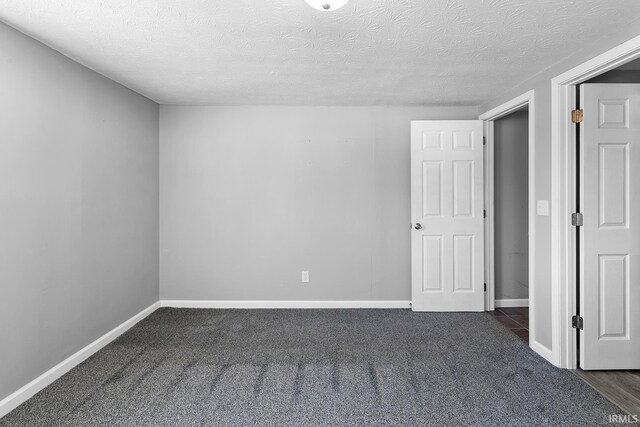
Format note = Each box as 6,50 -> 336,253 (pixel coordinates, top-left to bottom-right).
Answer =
1,1 -> 640,105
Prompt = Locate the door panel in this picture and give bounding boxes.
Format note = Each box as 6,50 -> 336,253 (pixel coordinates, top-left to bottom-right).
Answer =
580,84 -> 640,370
411,121 -> 484,311
598,143 -> 628,228
453,235 -> 474,291
422,235 -> 443,291
598,255 -> 628,339
422,161 -> 442,216
453,160 -> 474,216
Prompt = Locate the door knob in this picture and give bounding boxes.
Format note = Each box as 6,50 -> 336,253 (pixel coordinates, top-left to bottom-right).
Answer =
414,223 -> 423,230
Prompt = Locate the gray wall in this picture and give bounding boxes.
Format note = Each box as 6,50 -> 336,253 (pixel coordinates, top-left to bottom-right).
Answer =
494,110 -> 529,300
0,22 -> 159,401
159,106 -> 477,301
479,21 -> 640,352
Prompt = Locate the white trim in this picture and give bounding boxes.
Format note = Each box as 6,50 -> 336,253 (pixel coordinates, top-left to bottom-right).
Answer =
479,90 -> 539,358
0,302 -> 160,419
479,91 -> 534,121
530,340 -> 554,364
160,300 -> 412,309
551,34 -> 640,369
483,120 -> 496,311
494,298 -> 529,308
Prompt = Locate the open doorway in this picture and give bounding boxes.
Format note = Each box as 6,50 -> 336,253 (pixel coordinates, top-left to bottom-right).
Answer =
489,107 -> 530,342
479,91 -> 538,352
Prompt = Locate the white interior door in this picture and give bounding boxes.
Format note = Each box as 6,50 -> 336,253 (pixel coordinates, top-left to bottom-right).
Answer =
410,121 -> 484,311
580,83 -> 640,369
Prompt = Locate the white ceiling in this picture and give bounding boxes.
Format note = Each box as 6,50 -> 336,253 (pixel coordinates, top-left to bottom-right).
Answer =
2,1 -> 640,105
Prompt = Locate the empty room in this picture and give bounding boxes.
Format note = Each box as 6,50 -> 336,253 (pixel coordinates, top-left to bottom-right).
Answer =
1,1 -> 639,426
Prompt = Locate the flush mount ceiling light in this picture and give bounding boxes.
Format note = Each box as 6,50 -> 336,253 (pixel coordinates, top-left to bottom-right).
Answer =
304,0 -> 349,11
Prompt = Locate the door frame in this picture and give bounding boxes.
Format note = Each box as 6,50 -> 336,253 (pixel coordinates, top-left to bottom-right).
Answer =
479,91 -> 541,357
551,34 -> 640,368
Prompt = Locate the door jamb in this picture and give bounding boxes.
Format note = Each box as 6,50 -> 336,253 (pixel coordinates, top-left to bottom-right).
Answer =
479,91 -> 544,359
551,34 -> 640,368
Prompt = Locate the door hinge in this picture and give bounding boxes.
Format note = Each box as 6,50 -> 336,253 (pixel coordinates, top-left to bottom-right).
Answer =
484,283 -> 487,292
483,136 -> 486,146
571,212 -> 583,227
483,209 -> 486,219
571,109 -> 584,124
572,315 -> 583,330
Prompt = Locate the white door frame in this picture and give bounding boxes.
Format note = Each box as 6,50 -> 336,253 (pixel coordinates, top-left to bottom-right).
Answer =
478,91 -> 544,358
551,34 -> 640,369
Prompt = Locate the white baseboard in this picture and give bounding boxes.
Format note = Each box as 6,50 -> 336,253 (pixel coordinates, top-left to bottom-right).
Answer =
160,300 -> 412,309
0,301 -> 160,419
530,339 -> 554,364
495,298 -> 529,308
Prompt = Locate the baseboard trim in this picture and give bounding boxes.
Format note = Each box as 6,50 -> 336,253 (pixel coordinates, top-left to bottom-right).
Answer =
0,301 -> 160,419
530,339 -> 554,364
495,298 -> 529,308
160,300 -> 412,309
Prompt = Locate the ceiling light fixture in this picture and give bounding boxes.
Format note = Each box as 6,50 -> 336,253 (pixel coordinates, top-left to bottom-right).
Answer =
303,0 -> 349,12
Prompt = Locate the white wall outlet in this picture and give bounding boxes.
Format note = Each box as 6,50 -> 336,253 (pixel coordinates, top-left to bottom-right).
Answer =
537,200 -> 549,216
301,271 -> 310,283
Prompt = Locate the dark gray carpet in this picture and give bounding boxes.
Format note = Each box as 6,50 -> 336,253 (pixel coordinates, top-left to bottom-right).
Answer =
0,309 -> 625,426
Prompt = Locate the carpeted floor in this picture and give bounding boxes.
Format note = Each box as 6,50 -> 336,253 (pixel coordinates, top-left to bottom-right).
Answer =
0,308 -> 625,426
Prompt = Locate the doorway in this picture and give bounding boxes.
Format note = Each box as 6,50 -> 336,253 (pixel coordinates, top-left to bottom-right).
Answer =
479,91 -> 540,354
553,54 -> 640,370
489,107 -> 530,342
551,35 -> 640,370
565,59 -> 640,416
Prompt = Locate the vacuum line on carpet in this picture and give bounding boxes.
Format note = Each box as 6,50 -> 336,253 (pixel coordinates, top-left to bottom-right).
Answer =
254,364 -> 268,396
367,362 -> 380,399
293,363 -> 306,403
209,364 -> 230,394
331,361 -> 340,393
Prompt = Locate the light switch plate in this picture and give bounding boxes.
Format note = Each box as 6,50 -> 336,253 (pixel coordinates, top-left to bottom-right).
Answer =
301,271 -> 309,283
537,200 -> 549,216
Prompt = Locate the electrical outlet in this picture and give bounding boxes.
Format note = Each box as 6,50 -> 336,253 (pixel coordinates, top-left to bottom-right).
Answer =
301,271 -> 310,283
